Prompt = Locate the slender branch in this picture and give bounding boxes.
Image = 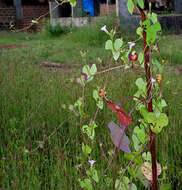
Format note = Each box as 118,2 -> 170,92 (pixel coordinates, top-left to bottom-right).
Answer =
15,0 -> 66,32
128,99 -> 146,116
116,146 -> 149,190
117,96 -> 144,105
95,65 -> 123,76
26,117 -> 72,153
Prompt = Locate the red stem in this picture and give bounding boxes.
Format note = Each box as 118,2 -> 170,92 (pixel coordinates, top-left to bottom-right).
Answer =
138,7 -> 158,190
113,126 -> 126,190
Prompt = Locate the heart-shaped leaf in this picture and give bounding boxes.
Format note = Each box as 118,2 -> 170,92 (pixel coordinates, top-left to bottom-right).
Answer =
105,40 -> 113,50
108,121 -> 131,154
134,125 -> 146,144
90,64 -> 97,75
114,39 -> 123,50
113,51 -> 120,61
127,0 -> 134,15
136,0 -> 144,9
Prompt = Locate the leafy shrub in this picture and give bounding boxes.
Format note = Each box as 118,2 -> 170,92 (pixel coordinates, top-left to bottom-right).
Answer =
70,14 -> 118,46
41,21 -> 70,37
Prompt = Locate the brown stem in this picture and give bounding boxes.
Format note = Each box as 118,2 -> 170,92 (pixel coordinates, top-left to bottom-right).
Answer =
138,6 -> 158,190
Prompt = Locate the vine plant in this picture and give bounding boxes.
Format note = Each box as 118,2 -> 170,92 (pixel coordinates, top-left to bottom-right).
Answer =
63,0 -> 170,190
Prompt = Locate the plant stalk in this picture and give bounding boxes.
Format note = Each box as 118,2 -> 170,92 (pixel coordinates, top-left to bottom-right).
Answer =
138,7 -> 158,190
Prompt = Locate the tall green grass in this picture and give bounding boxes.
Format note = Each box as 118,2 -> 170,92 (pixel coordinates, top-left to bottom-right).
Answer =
0,18 -> 182,189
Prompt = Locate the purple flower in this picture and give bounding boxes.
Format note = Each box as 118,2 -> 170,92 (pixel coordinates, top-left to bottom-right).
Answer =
74,73 -> 88,87
128,52 -> 138,68
128,42 -> 135,50
101,25 -> 109,34
128,52 -> 138,61
74,76 -> 84,87
88,160 -> 96,168
81,73 -> 88,81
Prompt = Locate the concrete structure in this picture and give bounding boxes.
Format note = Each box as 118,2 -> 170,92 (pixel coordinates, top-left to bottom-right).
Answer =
49,0 -> 117,27
119,0 -> 182,33
174,0 -> 182,13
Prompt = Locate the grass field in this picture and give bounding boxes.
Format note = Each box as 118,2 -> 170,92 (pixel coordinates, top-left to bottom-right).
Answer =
0,19 -> 182,190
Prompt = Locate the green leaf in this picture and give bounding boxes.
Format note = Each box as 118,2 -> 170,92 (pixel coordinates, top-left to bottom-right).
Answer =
125,153 -> 142,164
156,113 -> 168,128
82,143 -> 92,155
121,52 -> 129,64
69,0 -> 76,7
131,183 -> 137,190
132,134 -> 140,151
146,27 -> 156,45
161,99 -> 167,108
127,167 -> 136,178
124,153 -> 135,161
152,59 -> 163,73
79,179 -> 92,190
105,40 -> 113,50
82,65 -> 90,76
93,89 -> 99,100
114,39 -> 123,50
127,0 -> 134,15
77,77 -> 85,86
134,125 -> 146,144
136,27 -> 143,37
135,78 -> 146,92
136,0 -> 144,9
151,12 -> 158,23
143,19 -> 151,29
90,64 -> 97,75
82,123 -> 97,141
31,20 -> 38,24
150,113 -> 168,133
146,112 -> 156,124
142,151 -> 151,161
138,52 -> 144,64
146,22 -> 161,45
113,51 -> 120,61
97,100 -> 103,109
160,184 -> 171,190
140,106 -> 148,119
93,89 -> 103,109
92,170 -> 99,183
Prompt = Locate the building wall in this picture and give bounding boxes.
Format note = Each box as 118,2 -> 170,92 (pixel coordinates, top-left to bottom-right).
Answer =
100,4 -> 116,16
20,5 -> 49,30
0,0 -> 16,29
0,1 -> 49,30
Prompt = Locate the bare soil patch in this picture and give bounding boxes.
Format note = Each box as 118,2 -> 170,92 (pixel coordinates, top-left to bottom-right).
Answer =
0,44 -> 27,50
0,44 -> 18,50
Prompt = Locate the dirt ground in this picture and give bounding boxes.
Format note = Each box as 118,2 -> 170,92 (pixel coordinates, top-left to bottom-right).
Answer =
0,44 -> 18,50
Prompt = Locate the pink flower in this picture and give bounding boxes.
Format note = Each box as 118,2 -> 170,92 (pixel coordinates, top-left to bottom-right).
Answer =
101,25 -> 109,34
151,78 -> 156,83
88,160 -> 96,168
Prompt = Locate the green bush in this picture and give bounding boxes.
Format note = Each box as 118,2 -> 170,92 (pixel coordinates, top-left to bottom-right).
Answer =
41,21 -> 70,37
70,14 -> 118,46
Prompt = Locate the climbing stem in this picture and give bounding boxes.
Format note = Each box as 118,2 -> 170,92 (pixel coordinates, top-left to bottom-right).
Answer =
138,6 -> 158,190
